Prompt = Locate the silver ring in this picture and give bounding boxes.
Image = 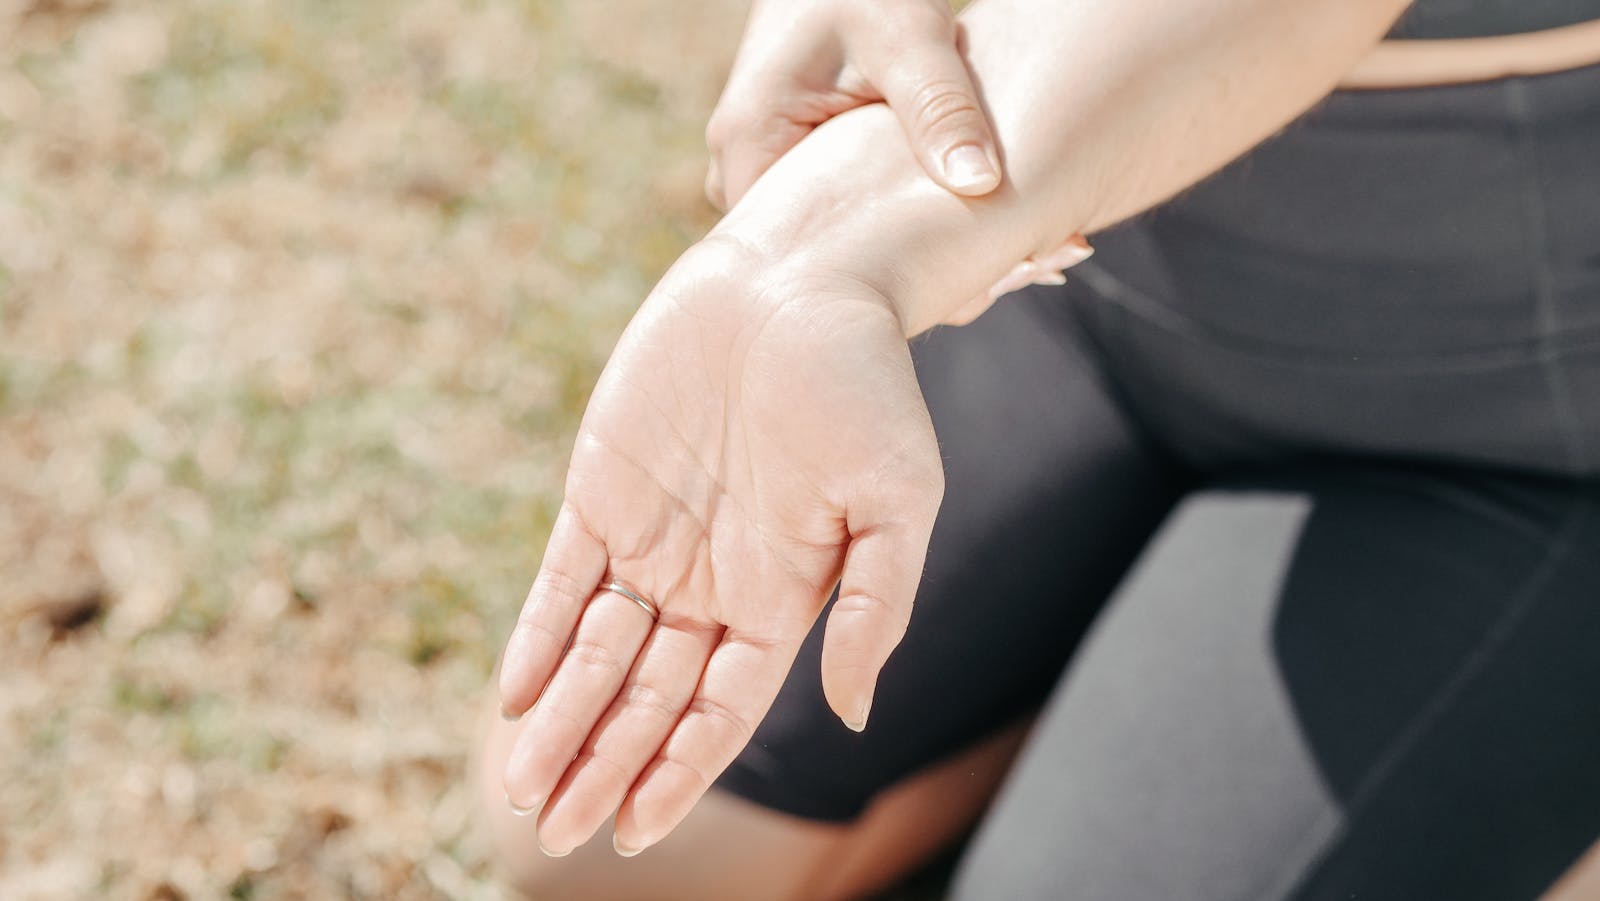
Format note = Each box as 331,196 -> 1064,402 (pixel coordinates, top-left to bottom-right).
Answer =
602,578 -> 660,621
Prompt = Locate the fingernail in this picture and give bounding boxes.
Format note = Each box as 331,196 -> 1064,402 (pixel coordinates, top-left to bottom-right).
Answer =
540,840 -> 571,858
844,698 -> 871,733
943,144 -> 999,193
506,793 -> 540,817
1042,238 -> 1095,271
613,834 -> 645,858
500,707 -> 522,723
1058,240 -> 1095,268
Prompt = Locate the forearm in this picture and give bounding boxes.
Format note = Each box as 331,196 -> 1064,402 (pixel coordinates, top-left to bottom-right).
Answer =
712,0 -> 1412,335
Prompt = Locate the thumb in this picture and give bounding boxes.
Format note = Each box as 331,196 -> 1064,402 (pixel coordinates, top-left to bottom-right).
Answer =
820,520 -> 934,732
868,28 -> 1001,197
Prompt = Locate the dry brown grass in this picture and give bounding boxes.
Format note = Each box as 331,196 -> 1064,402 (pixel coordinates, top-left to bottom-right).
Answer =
0,0 -> 742,896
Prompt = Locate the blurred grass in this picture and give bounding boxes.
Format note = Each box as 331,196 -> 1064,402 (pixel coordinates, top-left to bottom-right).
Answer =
0,0 -> 741,896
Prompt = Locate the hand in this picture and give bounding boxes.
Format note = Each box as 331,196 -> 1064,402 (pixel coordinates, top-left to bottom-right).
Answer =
708,2 -> 1092,328
706,0 -> 1002,210
497,240 -> 944,857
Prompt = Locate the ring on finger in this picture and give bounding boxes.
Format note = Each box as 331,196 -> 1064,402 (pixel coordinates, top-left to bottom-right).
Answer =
601,577 -> 660,622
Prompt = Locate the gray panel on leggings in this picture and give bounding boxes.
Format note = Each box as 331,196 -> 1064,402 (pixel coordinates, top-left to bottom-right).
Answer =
950,493 -> 1342,901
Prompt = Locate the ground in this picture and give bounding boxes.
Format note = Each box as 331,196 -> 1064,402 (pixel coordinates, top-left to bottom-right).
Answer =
0,0 -> 742,896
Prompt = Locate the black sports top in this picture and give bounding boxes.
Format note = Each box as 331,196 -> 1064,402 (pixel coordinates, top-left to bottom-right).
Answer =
1389,0 -> 1600,39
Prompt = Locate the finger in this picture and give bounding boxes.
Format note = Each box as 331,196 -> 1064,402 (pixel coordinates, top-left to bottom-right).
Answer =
716,113 -> 813,210
611,629 -> 800,855
819,520 -> 936,732
860,18 -> 1001,196
946,235 -> 1095,327
704,154 -> 727,212
988,259 -> 1049,303
1033,233 -> 1095,274
498,507 -> 609,719
502,586 -> 656,816
534,617 -> 722,855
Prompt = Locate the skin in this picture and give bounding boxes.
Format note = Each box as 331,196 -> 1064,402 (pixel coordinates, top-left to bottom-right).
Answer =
498,244 -> 945,857
705,0 -> 1096,320
705,0 -> 1006,207
479,694 -> 1036,899
497,0 -> 1414,857
483,0 -> 1600,894
1545,840 -> 1600,900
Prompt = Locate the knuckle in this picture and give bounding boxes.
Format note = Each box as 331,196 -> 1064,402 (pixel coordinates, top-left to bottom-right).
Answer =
535,700 -> 590,735
895,2 -> 956,39
907,79 -> 983,137
530,566 -> 589,606
659,755 -> 714,795
512,616 -> 568,656
922,462 -> 947,505
704,110 -> 732,152
853,0 -> 952,41
708,76 -> 817,157
907,439 -> 944,479
836,589 -> 897,620
703,164 -> 727,211
704,92 -> 762,152
685,695 -> 754,743
563,639 -> 628,679
619,681 -> 682,722
572,748 -> 633,784
837,589 -> 911,635
889,455 -> 945,509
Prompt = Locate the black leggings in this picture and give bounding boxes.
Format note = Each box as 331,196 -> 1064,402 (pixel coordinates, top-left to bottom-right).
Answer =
715,64 -> 1600,899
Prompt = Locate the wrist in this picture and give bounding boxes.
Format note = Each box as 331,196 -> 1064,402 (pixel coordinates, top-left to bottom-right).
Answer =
709,104 -> 1065,337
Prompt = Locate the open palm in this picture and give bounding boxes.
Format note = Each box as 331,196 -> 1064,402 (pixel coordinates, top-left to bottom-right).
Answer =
497,241 -> 944,857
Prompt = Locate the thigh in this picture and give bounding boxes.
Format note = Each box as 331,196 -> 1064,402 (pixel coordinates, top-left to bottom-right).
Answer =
713,280 -> 1191,822
952,464 -> 1600,901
